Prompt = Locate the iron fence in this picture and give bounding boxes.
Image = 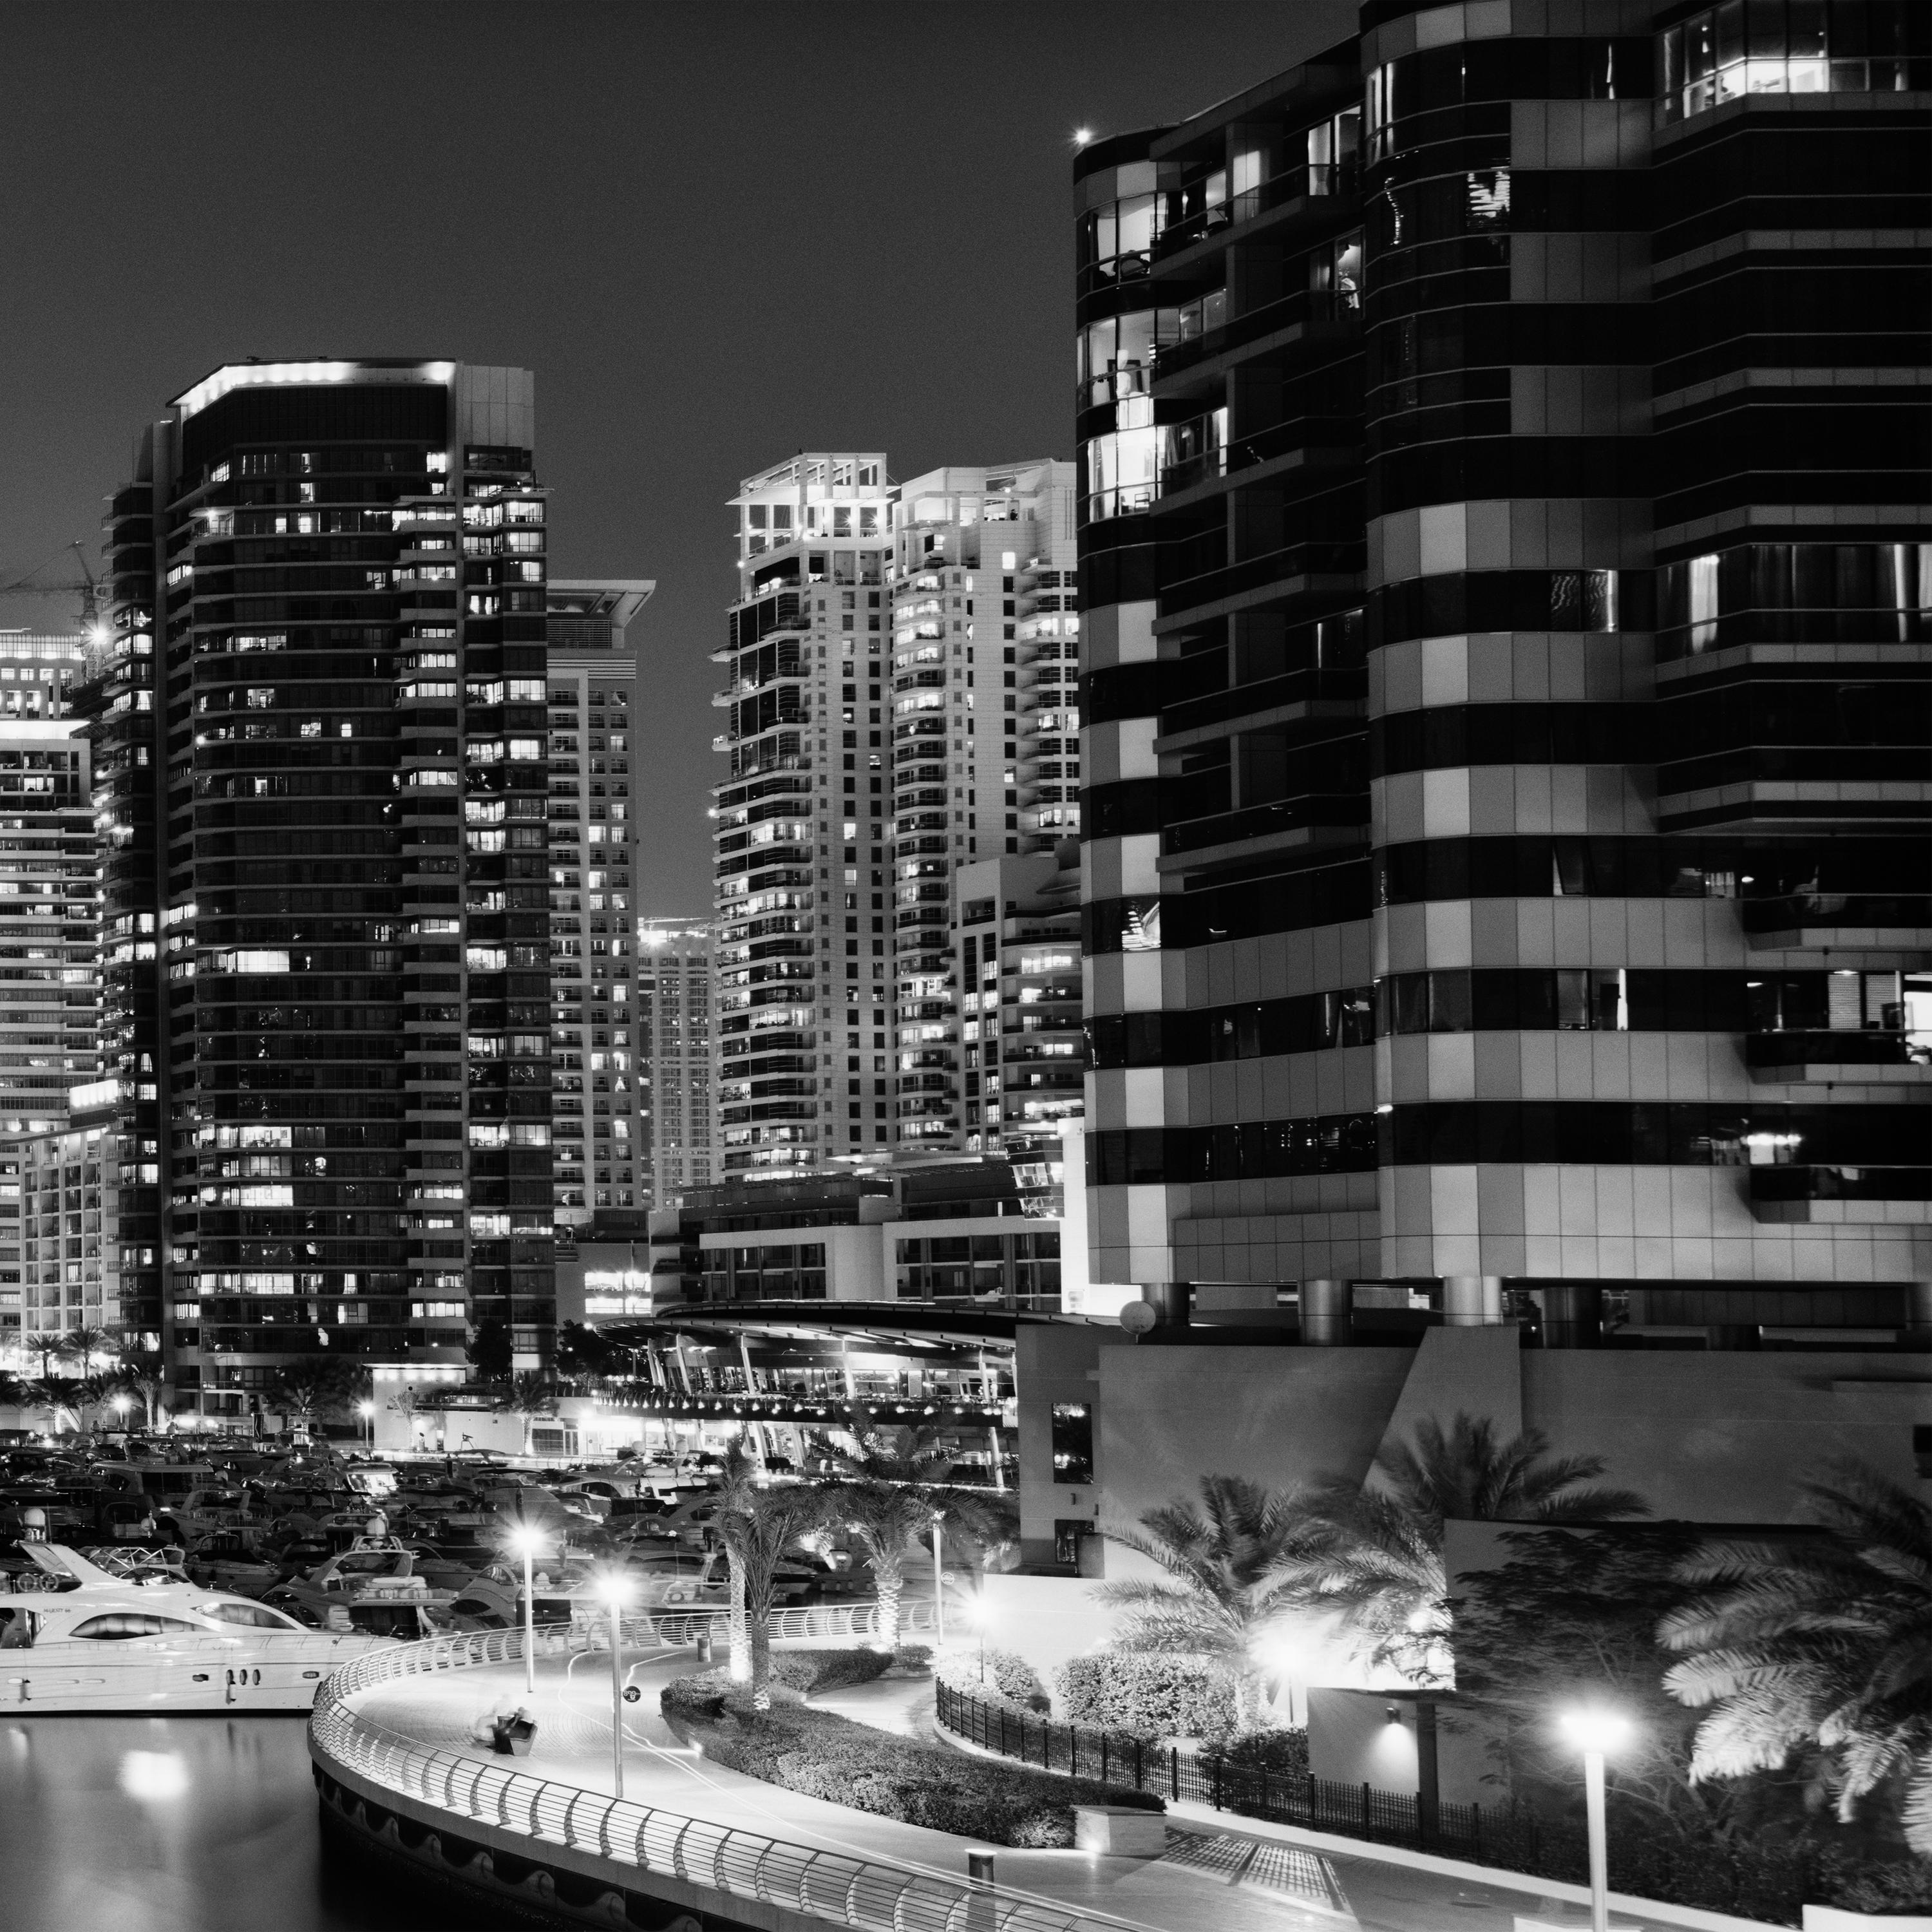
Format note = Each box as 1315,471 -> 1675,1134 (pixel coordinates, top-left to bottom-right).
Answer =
310,1607 -> 1126,1932
935,1681 -> 1543,1870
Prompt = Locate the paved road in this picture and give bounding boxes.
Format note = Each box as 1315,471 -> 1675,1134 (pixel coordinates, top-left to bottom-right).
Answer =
346,1646 -> 1696,1932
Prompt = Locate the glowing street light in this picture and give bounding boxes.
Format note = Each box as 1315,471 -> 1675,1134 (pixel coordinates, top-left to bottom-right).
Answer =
1558,1707 -> 1633,1932
357,1398 -> 375,1447
602,1573 -> 632,1799
506,1526 -> 544,1694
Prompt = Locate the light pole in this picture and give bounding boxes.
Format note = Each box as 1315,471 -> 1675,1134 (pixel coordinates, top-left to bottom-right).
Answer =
1559,1708 -> 1632,1932
358,1399 -> 374,1448
111,1394 -> 131,1434
508,1527 -> 544,1694
603,1575 -> 630,1799
931,1513 -> 945,1645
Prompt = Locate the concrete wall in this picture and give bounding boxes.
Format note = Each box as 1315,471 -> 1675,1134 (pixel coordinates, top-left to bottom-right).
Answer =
1307,1688 -> 1497,1808
1095,1344 -> 1417,1560
1015,1321 -> 1134,1565
1521,1349 -> 1932,1522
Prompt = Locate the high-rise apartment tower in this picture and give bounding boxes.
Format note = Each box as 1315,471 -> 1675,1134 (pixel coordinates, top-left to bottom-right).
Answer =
545,582 -> 652,1238
1078,10 -> 1931,1333
93,359 -> 558,1419
638,917 -> 715,1206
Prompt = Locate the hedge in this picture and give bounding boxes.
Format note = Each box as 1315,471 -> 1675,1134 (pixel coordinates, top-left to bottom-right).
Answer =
662,1677 -> 1162,1848
766,1647 -> 894,1696
1055,1653 -> 1235,1742
934,1645 -> 1049,1713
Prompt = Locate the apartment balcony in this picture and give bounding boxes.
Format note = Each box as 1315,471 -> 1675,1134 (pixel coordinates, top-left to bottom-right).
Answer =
1743,895 -> 1932,952
1747,1030 -> 1932,1084
1750,1165 -> 1932,1225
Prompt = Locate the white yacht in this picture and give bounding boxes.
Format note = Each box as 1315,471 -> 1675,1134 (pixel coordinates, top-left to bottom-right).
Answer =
0,1542 -> 387,1712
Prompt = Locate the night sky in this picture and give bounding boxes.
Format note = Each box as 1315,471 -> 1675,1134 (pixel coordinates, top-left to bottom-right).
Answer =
0,1 -> 1354,914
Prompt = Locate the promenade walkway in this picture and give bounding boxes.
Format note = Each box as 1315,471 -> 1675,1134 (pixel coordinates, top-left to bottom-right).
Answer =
339,1642 -> 1717,1932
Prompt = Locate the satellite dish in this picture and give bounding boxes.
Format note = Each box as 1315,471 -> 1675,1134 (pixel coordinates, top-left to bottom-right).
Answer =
1118,1300 -> 1158,1335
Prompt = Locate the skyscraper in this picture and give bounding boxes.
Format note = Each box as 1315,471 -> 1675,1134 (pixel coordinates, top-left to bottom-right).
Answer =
887,462 -> 1082,1152
94,359 -> 557,1421
1077,13 -> 1931,1332
717,455 -> 893,1177
637,917 -> 714,1206
545,581 -> 652,1238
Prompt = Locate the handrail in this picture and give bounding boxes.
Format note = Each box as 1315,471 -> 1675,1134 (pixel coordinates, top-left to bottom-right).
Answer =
310,1604 -> 1128,1932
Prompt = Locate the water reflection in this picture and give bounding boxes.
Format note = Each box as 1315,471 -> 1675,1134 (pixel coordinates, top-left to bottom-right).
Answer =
0,1716 -> 457,1932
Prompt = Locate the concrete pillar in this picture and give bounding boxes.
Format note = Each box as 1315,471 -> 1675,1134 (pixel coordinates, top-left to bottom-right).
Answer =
1300,1278 -> 1352,1346
1903,1282 -> 1932,1350
1151,1280 -> 1191,1329
1540,1283 -> 1603,1349
1442,1276 -> 1504,1327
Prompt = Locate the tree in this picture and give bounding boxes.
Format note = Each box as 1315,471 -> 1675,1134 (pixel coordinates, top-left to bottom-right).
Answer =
1660,1460 -> 1932,1852
826,1406 -> 1014,1652
1278,1414 -> 1650,1681
0,1368 -> 26,1415
55,1325 -> 115,1379
115,1352 -> 167,1430
496,1370 -> 553,1455
554,1321 -> 615,1385
712,1437 -> 764,1684
269,1358 -> 363,1434
466,1318 -> 513,1383
1095,1474 -> 1323,1732
715,1478 -> 831,1709
28,1374 -> 83,1435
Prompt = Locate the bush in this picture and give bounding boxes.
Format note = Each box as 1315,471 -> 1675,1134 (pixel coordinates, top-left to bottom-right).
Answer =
661,1683 -> 1162,1848
1056,1653 -> 1235,1743
935,1645 -> 1048,1713
893,1644 -> 933,1673
1204,1728 -> 1309,1776
766,1647 -> 893,1696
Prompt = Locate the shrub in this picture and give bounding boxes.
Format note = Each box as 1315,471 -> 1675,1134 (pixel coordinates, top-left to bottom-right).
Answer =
1056,1653 -> 1235,1743
766,1647 -> 893,1696
1204,1728 -> 1309,1776
660,1685 -> 1162,1848
935,1645 -> 1048,1713
893,1644 -> 933,1673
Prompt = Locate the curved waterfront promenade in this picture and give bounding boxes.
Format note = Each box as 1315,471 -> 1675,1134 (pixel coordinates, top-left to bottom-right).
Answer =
308,1614 -> 1209,1932
310,1620 -> 1718,1932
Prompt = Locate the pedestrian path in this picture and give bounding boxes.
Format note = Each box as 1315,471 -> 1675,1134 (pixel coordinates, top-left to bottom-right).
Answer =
343,1643 -> 1709,1932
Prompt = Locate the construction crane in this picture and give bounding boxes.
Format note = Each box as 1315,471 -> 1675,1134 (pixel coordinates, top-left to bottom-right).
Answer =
0,540 -> 104,639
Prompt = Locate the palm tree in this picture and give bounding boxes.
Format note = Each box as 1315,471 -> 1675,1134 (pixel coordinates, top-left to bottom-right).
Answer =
826,1406 -> 1014,1651
116,1352 -> 167,1431
29,1374 -> 83,1435
269,1358 -> 360,1437
716,1482 -> 831,1709
1095,1474 -> 1320,1731
496,1370 -> 553,1455
1660,1459 -> 1932,1850
0,1368 -> 26,1414
712,1436 -> 764,1683
1278,1414 -> 1649,1682
55,1325 -> 115,1379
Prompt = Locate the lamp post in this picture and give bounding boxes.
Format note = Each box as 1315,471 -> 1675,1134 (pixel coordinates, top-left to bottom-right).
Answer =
931,1513 -> 945,1644
1558,1709 -> 1632,1932
603,1575 -> 630,1799
358,1399 -> 374,1448
508,1528 -> 543,1694
111,1394 -> 131,1433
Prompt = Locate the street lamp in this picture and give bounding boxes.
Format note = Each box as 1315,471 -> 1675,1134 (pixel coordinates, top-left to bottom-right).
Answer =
358,1399 -> 375,1448
931,1511 -> 946,1645
111,1394 -> 131,1432
507,1526 -> 544,1694
602,1573 -> 632,1799
1558,1707 -> 1633,1932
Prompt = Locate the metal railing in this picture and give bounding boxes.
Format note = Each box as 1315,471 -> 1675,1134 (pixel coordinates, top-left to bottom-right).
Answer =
935,1682 -> 1540,1871
310,1611 -> 1138,1932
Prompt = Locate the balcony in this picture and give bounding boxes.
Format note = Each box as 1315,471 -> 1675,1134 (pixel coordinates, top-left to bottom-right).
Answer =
1743,895 -> 1932,952
1750,1165 -> 1932,1226
1747,1030 -> 1932,1084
